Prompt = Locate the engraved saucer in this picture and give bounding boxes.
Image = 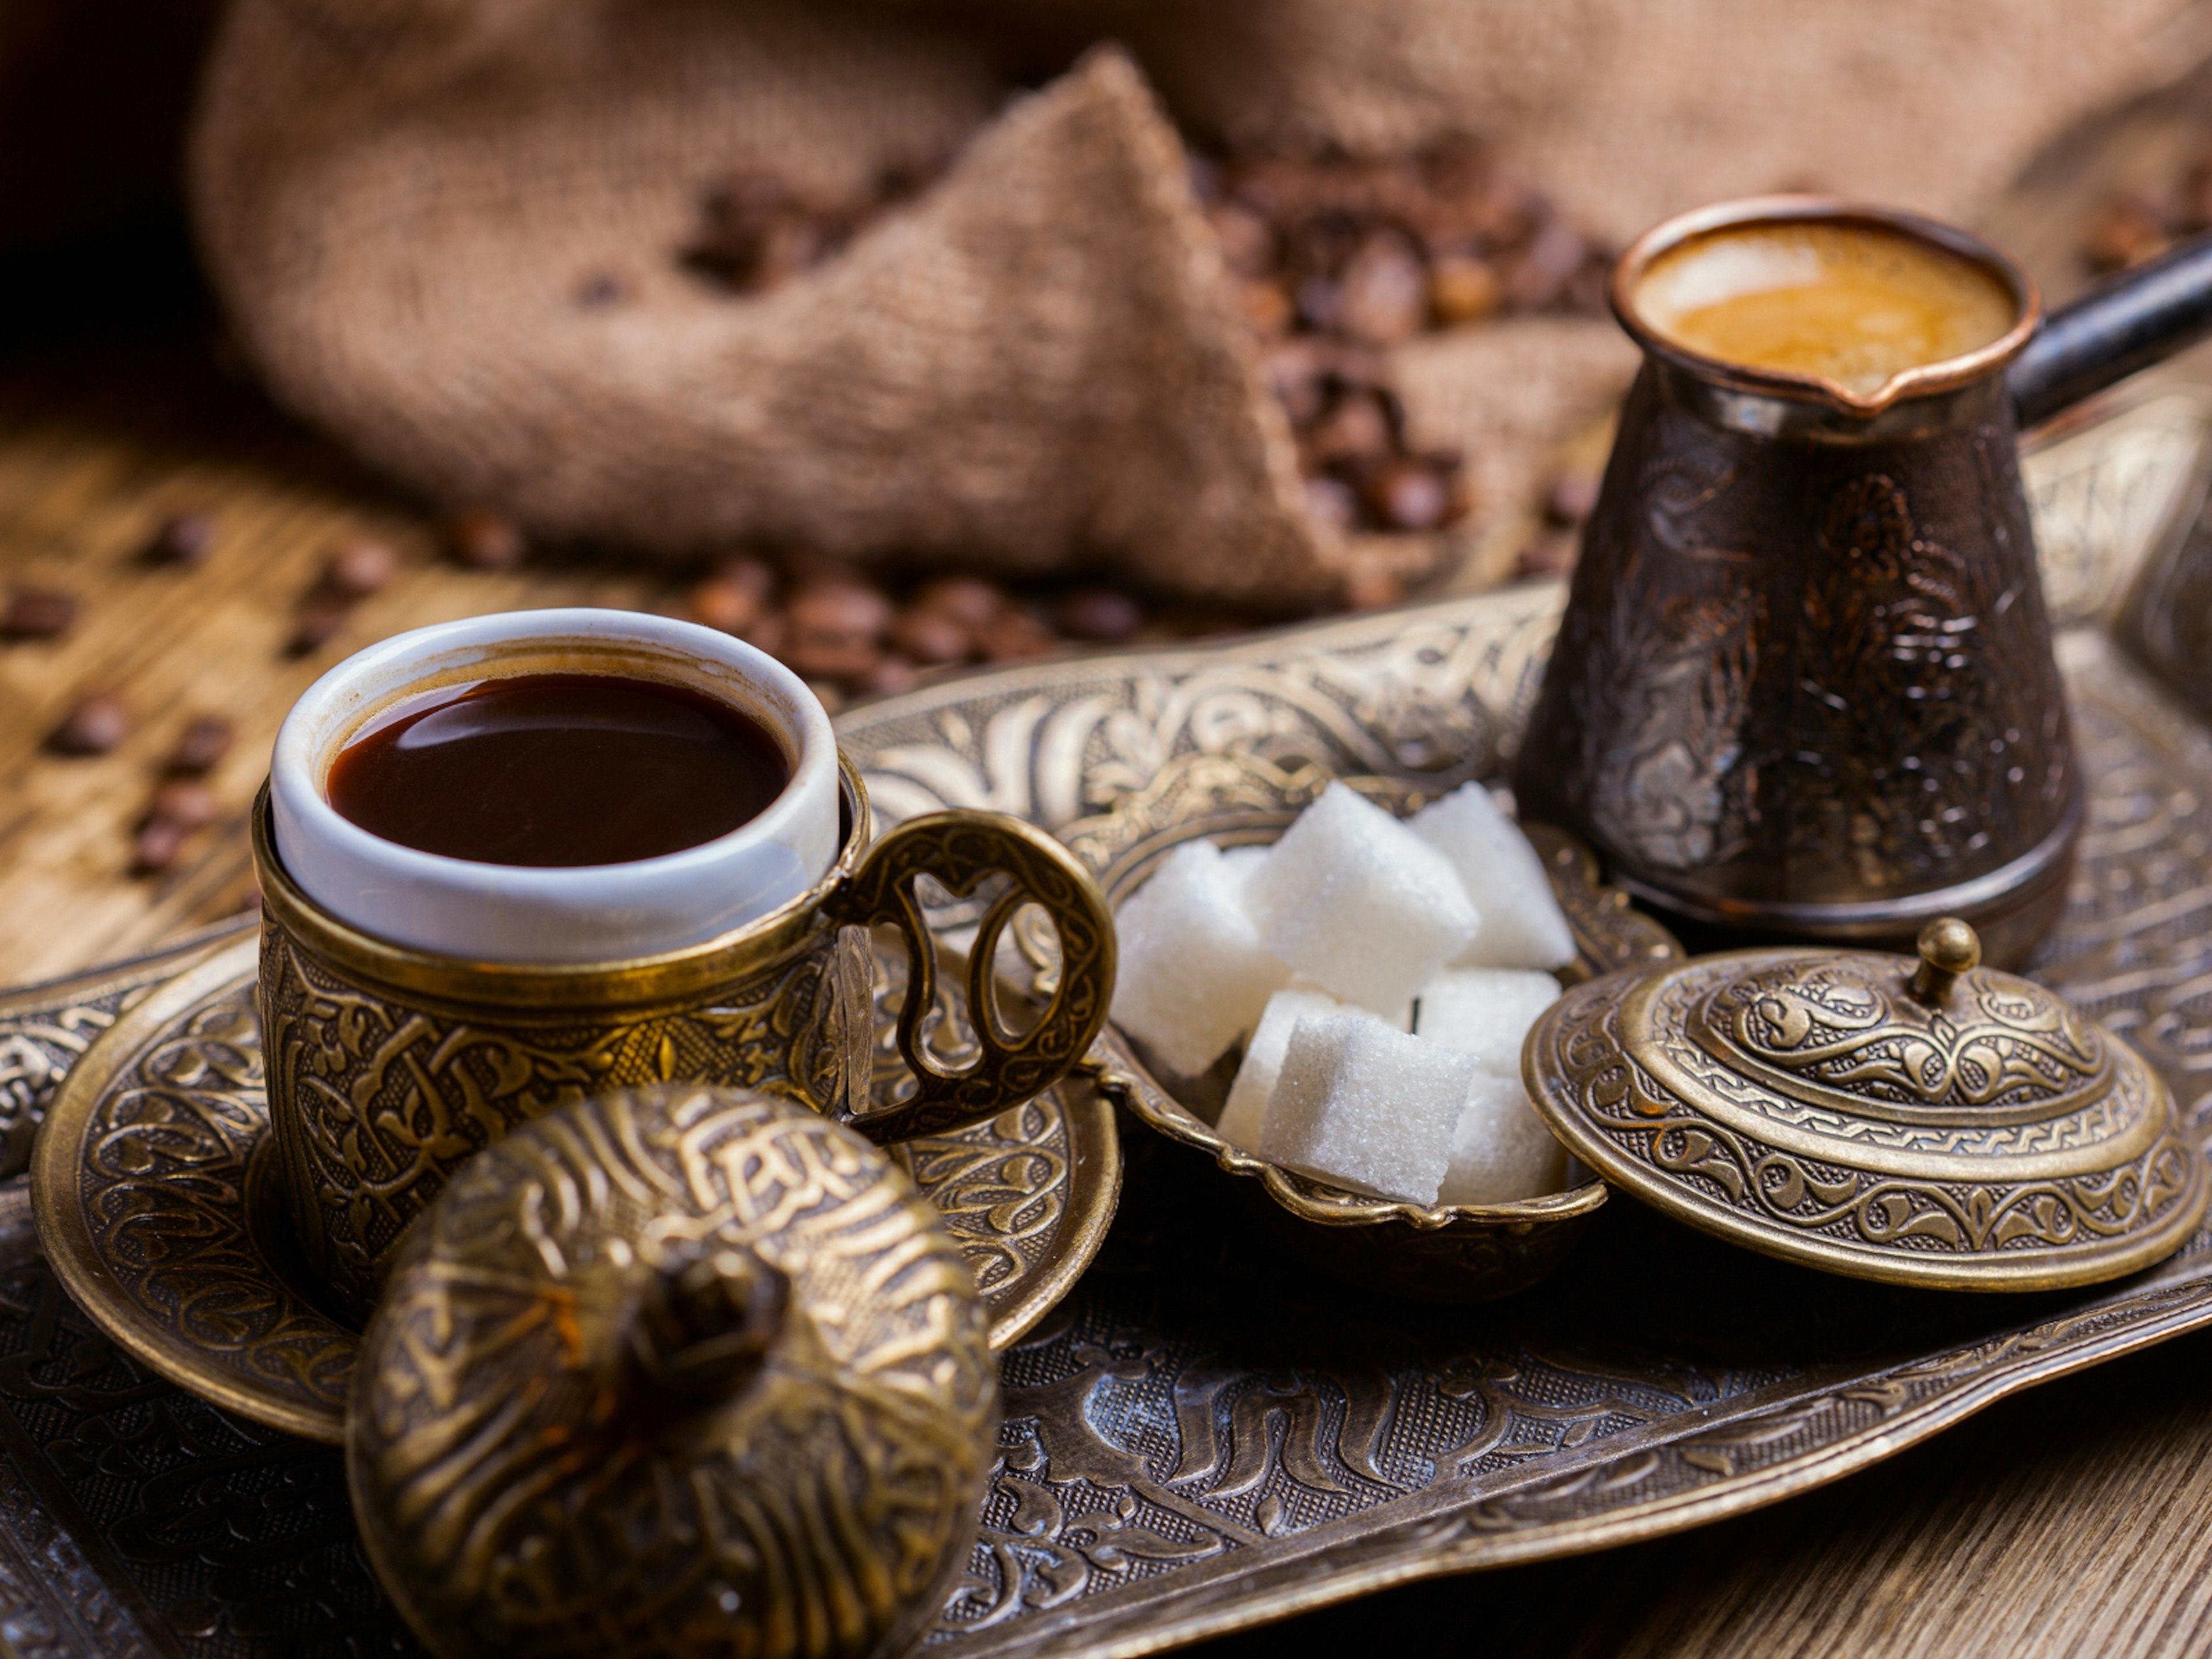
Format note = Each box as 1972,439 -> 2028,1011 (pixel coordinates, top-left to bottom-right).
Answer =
30,931 -> 1119,1444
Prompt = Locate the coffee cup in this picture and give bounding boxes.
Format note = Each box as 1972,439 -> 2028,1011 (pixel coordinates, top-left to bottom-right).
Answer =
253,608 -> 1115,1319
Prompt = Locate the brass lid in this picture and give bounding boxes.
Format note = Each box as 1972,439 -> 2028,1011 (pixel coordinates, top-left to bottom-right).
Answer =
348,1084 -> 999,1659
1524,919 -> 2206,1290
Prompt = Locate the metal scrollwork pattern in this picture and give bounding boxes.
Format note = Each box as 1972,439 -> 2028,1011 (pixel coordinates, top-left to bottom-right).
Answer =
350,1086 -> 999,1659
257,910 -> 871,1319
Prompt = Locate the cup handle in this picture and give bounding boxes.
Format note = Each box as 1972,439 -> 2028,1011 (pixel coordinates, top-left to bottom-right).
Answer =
824,809 -> 1116,1143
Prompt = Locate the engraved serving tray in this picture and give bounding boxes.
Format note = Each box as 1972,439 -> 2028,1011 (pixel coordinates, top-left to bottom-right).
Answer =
0,393 -> 2205,1657
28,929 -> 1119,1443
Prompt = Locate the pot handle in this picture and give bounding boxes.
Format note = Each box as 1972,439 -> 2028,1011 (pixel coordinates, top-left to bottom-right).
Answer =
2011,229 -> 2212,429
823,809 -> 1116,1144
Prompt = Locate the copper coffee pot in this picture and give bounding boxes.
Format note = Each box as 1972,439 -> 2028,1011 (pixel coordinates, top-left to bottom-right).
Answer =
1515,197 -> 2212,966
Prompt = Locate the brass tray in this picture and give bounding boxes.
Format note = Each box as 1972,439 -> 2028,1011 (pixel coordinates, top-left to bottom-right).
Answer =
0,394 -> 2201,1657
28,929 -> 1120,1444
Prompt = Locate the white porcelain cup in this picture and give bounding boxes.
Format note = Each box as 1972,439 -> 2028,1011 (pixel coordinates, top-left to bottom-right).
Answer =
270,608 -> 840,964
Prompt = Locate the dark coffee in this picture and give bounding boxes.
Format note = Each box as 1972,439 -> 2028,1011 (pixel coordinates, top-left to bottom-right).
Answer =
328,672 -> 790,866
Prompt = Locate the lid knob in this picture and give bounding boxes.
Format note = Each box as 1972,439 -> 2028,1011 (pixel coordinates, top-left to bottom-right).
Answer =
1909,917 -> 1982,1003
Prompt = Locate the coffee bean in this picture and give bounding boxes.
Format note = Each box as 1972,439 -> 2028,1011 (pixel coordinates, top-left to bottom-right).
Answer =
1304,392 -> 1392,464
1366,462 -> 1453,532
1052,587 -> 1143,642
1266,341 -> 1331,426
2,586 -> 78,639
854,653 -> 921,698
446,512 -> 526,570
1209,203 -> 1278,278
132,817 -> 189,874
1429,255 -> 1503,325
149,778 -> 219,830
740,608 -> 786,656
143,512 -> 215,565
782,628 -> 880,683
1336,231 -> 1428,346
1241,279 -> 1295,336
1518,532 -> 1578,580
976,609 -> 1055,662
1342,562 -> 1406,610
715,554 -> 777,599
1304,476 -> 1361,530
787,578 -> 892,641
169,714 -> 234,774
690,576 -> 763,635
911,576 -> 1005,628
48,692 -> 129,755
1294,276 -> 1341,333
290,594 -> 351,653
1545,472 -> 1601,525
2084,196 -> 2169,272
889,606 -> 970,665
325,537 -> 399,598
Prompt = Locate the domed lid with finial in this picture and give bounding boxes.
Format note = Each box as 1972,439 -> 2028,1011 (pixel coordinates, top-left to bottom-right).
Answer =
346,1084 -> 999,1659
1523,919 -> 2205,1289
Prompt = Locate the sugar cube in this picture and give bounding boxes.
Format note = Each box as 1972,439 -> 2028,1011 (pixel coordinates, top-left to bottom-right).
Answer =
1410,783 -> 1577,970
1244,783 -> 1480,1015
1215,987 -> 1354,1149
1219,843 -> 1271,889
1111,839 -> 1291,1075
1258,1012 -> 1476,1205
1414,968 -> 1560,1074
1438,1072 -> 1568,1205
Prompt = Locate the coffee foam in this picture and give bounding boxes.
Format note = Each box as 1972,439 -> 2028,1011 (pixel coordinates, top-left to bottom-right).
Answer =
1634,221 -> 2017,397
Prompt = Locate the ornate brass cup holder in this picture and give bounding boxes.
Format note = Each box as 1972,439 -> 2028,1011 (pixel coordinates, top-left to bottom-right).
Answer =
1059,749 -> 1683,1302
29,929 -> 1119,1444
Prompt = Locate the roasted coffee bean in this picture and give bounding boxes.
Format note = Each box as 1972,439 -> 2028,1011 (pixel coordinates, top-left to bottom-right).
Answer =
1304,476 -> 1361,531
132,817 -> 189,874
911,575 -> 1004,628
1336,231 -> 1428,346
1304,391 -> 1392,464
1208,203 -> 1278,278
1265,340 -> 1331,426
1342,561 -> 1406,610
690,575 -> 764,635
715,554 -> 777,599
325,537 -> 399,598
889,605 -> 971,665
787,578 -> 892,642
1366,462 -> 1453,532
975,608 -> 1055,662
740,608 -> 786,656
290,594 -> 351,653
2084,195 -> 2170,272
854,653 -> 921,698
1429,255 -> 1503,325
149,778 -> 219,830
169,714 -> 234,774
2,585 -> 78,639
1518,532 -> 1578,579
447,511 -> 526,570
1545,471 -> 1601,525
1052,587 -> 1143,642
1241,279 -> 1295,336
48,692 -> 130,755
1294,276 -> 1341,333
782,628 -> 881,683
143,512 -> 215,565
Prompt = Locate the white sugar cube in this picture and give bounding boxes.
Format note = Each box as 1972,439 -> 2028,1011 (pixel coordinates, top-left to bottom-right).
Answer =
1258,1012 -> 1476,1205
1439,1072 -> 1568,1205
1220,843 -> 1272,889
1244,783 -> 1480,1016
1410,783 -> 1577,971
1215,987 -> 1353,1149
1112,839 -> 1291,1075
1414,968 -> 1560,1074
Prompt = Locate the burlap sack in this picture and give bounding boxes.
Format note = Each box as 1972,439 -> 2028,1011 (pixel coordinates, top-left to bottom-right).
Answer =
1109,0 -> 2212,248
191,6 -> 1347,608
